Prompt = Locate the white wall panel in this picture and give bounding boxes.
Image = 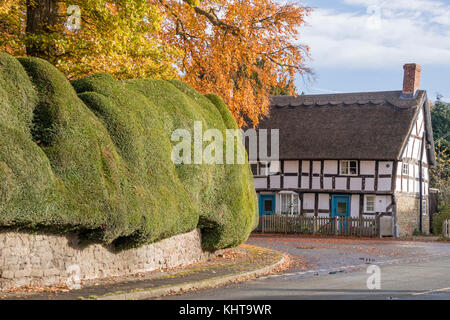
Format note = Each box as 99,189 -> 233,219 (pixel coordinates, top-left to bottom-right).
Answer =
254,178 -> 267,189
351,195 -> 360,217
324,161 -> 338,174
301,176 -> 309,189
378,162 -> 393,175
324,177 -> 332,190
375,195 -> 391,212
302,161 -> 310,173
284,176 -> 298,189
312,177 -> 320,189
360,161 -> 375,175
350,178 -> 362,190
270,176 -> 280,189
319,194 -> 329,210
284,161 -> 298,173
378,178 -> 391,191
335,177 -> 347,190
365,178 -> 375,191
312,161 -> 321,174
303,193 -> 315,210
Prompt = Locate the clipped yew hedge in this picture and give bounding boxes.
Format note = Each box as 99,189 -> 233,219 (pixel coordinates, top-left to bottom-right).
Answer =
0,53 -> 257,250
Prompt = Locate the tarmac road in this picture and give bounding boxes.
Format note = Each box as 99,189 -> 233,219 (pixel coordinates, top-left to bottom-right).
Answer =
162,236 -> 450,300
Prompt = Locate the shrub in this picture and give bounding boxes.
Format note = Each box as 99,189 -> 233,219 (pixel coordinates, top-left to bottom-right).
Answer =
0,53 -> 257,250
433,205 -> 450,236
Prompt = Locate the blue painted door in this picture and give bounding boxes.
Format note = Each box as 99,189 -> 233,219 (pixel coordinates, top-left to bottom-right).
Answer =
257,194 -> 276,231
332,195 -> 351,232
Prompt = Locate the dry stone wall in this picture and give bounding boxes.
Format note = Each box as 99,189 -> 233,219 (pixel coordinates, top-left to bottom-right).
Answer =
0,229 -> 216,290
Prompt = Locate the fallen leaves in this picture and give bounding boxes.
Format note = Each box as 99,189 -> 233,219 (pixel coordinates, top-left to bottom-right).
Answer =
6,283 -> 70,294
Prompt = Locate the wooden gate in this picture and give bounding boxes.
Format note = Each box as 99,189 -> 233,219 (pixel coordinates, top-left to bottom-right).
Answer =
444,220 -> 450,238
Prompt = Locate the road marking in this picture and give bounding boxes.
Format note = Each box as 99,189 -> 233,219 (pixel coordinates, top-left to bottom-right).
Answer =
268,253 -> 450,282
411,287 -> 450,296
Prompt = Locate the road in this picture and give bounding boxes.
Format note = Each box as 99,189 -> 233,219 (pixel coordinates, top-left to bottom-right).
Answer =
162,235 -> 450,300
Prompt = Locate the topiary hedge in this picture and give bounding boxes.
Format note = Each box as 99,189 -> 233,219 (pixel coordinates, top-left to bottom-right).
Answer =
0,53 -> 257,250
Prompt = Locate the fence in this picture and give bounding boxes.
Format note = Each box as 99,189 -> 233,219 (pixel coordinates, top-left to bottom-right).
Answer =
255,215 -> 379,237
444,220 -> 450,238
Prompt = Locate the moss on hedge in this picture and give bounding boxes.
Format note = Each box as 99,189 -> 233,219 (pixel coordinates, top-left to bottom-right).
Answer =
0,54 -> 257,250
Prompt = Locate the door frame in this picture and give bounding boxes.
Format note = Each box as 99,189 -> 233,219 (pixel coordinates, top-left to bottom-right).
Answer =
257,194 -> 276,232
331,195 -> 351,233
331,194 -> 351,218
259,194 -> 276,217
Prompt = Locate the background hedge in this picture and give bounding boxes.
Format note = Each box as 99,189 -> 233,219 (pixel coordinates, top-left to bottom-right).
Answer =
0,53 -> 257,250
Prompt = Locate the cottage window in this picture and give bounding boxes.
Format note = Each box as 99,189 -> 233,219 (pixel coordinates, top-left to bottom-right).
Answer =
259,162 -> 269,176
422,199 -> 427,216
402,163 -> 409,176
340,160 -> 358,176
250,162 -> 278,176
365,195 -> 375,212
250,163 -> 258,176
280,193 -> 299,215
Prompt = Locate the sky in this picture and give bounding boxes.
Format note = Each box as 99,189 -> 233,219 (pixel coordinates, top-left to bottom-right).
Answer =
294,0 -> 450,102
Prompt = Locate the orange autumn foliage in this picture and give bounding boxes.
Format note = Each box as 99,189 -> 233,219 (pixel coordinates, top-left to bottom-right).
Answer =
156,0 -> 312,127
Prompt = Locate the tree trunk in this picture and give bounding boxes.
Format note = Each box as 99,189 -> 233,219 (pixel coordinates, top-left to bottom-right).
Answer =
25,0 -> 60,59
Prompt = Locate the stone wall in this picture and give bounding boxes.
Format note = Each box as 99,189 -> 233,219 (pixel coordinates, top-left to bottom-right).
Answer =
396,194 -> 430,237
0,229 -> 216,291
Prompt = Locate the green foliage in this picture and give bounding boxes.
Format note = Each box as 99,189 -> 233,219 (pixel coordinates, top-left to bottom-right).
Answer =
430,96 -> 450,205
431,96 -> 450,153
433,205 -> 450,236
0,53 -> 257,250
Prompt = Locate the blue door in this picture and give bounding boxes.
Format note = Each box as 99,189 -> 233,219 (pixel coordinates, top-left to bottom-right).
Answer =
257,194 -> 276,231
332,195 -> 351,232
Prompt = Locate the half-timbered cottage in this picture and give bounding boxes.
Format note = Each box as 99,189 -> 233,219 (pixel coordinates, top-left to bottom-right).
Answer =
250,64 -> 436,237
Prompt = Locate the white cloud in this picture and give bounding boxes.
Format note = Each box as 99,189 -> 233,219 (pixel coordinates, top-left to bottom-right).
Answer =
299,0 -> 450,69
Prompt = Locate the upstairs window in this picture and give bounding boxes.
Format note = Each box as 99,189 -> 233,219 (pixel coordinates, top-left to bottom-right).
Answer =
250,163 -> 258,176
259,162 -> 269,176
250,162 -> 270,176
340,160 -> 358,176
402,163 -> 409,176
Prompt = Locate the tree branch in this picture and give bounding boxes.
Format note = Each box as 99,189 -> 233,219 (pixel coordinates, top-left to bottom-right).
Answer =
181,0 -> 240,36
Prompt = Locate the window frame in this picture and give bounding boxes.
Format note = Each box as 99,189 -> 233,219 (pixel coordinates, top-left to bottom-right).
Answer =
340,160 -> 358,176
402,163 -> 409,176
259,162 -> 269,176
422,199 -> 427,216
250,161 -> 277,177
365,195 -> 376,213
280,192 -> 299,215
250,162 -> 258,176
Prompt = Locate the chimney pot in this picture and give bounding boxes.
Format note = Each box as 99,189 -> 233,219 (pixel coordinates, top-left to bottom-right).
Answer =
402,63 -> 422,98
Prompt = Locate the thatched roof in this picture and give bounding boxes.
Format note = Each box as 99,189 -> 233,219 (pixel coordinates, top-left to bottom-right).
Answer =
252,90 -> 435,165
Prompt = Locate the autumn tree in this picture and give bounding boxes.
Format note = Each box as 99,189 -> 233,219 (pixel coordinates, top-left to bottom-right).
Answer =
1,0 -> 312,125
0,0 -> 179,79
156,0 -> 312,127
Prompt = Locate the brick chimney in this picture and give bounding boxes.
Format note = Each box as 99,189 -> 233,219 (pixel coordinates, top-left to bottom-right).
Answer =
402,63 -> 422,98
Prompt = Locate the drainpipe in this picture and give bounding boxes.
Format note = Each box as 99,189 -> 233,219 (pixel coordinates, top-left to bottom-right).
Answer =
419,135 -> 425,233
